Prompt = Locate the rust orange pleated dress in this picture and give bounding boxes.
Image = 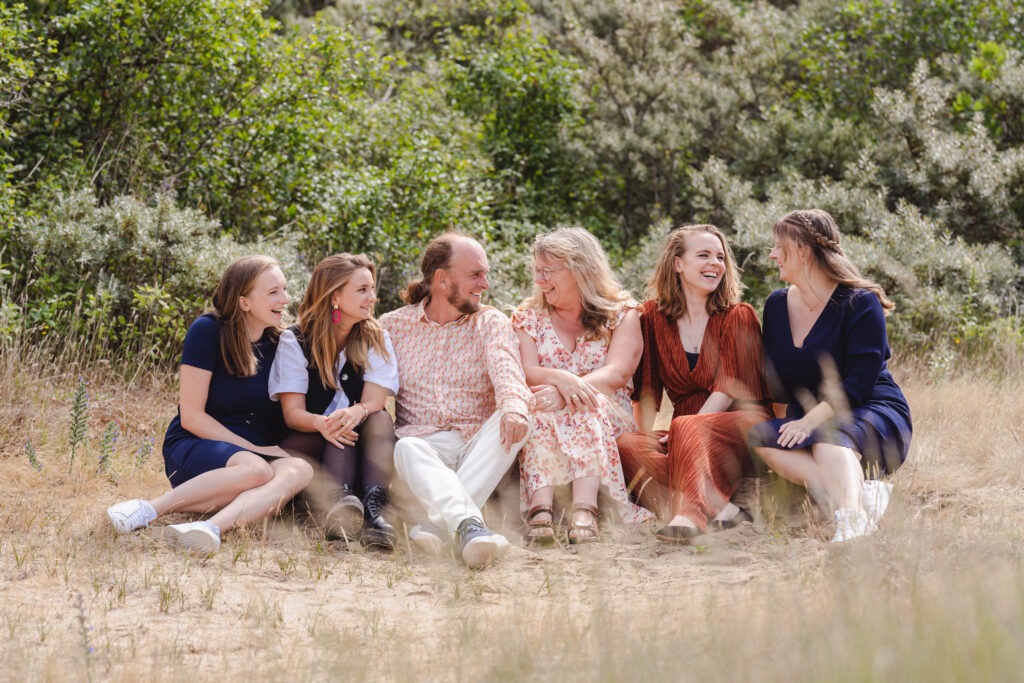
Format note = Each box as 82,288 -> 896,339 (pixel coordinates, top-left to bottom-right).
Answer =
617,300 -> 771,528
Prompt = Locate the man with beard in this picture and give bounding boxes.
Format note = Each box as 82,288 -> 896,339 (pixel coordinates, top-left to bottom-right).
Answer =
381,232 -> 532,568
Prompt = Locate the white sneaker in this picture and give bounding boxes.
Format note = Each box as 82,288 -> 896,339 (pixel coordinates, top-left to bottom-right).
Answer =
862,480 -> 893,526
107,499 -> 157,534
830,508 -> 877,543
164,521 -> 221,553
461,533 -> 510,570
456,518 -> 510,569
408,523 -> 446,557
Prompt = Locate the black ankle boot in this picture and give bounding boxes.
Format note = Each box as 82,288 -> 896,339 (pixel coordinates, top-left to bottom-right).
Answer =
324,485 -> 364,541
361,485 -> 396,550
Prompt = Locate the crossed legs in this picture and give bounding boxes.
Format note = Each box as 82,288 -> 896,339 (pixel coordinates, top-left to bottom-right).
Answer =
147,452 -> 314,532
393,411 -> 526,538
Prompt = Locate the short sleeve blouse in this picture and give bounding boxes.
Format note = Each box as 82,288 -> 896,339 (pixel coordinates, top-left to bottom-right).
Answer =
268,328 -> 399,415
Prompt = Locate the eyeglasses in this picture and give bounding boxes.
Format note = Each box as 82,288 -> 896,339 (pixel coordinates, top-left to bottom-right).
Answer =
532,266 -> 565,280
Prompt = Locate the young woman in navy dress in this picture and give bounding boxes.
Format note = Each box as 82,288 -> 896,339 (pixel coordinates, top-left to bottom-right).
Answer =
269,254 -> 399,548
107,256 -> 314,552
749,209 -> 912,542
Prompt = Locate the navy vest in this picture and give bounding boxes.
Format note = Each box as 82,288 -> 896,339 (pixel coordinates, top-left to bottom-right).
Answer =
289,325 -> 365,415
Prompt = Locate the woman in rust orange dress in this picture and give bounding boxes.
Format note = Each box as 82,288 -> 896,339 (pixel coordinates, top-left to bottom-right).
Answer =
618,225 -> 771,543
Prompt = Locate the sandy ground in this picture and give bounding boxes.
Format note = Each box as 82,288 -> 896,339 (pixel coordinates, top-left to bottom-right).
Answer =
3,370 -> 1024,681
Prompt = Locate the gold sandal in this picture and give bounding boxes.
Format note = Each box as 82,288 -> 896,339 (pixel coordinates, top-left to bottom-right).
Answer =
567,503 -> 600,544
524,505 -> 557,547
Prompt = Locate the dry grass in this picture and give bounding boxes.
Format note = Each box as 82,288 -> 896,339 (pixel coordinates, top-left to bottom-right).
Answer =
2,341 -> 1024,682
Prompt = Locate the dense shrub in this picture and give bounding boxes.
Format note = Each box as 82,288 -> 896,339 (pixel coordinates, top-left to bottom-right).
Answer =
1,190 -> 305,363
682,157 -> 1021,350
443,8 -> 585,225
1,0 -> 1021,366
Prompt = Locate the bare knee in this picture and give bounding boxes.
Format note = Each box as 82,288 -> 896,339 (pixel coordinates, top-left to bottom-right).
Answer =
266,457 -> 313,491
284,457 -> 315,488
753,447 -> 780,470
227,456 -> 274,488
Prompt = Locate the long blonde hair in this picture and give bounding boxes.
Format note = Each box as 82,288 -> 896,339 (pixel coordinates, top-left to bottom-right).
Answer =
773,209 -> 894,313
520,227 -> 634,341
648,224 -> 742,319
210,255 -> 282,377
297,253 -> 390,388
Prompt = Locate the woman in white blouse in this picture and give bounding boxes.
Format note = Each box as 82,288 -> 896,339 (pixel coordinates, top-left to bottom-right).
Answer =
270,254 -> 400,548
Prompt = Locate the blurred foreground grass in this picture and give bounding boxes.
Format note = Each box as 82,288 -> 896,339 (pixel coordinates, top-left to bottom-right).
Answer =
1,338 -> 1023,681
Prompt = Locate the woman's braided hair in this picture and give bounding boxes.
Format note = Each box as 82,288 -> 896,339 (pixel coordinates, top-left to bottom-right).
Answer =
773,209 -> 894,313
789,212 -> 845,256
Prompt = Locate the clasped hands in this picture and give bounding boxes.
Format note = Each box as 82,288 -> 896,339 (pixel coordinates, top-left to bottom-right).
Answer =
531,372 -> 600,414
317,406 -> 364,448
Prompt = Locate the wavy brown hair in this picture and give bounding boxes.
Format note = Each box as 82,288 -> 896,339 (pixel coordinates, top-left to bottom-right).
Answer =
773,209 -> 894,313
298,253 -> 391,388
210,255 -> 282,378
648,224 -> 742,320
520,227 -> 635,342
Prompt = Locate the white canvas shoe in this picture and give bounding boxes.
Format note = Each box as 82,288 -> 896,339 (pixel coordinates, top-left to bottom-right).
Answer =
456,517 -> 510,569
830,508 -> 877,543
107,499 -> 157,534
408,523 -> 446,557
862,480 -> 893,526
164,521 -> 221,553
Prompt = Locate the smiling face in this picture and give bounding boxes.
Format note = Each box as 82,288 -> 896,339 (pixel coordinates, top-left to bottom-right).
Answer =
331,267 -> 377,326
239,266 -> 289,336
532,254 -> 580,310
769,235 -> 801,284
443,238 -> 490,315
674,232 -> 727,298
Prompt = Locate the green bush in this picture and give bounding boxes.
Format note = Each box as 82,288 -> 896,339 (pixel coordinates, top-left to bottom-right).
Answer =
443,5 -> 585,225
1,0 -> 1022,366
1,189 -> 305,364
680,157 -> 1022,351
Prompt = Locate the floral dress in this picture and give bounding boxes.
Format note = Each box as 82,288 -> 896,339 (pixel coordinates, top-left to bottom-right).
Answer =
511,307 -> 653,523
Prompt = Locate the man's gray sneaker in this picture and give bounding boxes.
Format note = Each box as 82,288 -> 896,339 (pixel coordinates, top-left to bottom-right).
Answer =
456,517 -> 509,569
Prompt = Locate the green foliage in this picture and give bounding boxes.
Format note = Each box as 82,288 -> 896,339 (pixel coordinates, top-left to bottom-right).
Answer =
68,376 -> 88,471
794,0 -> 1023,118
558,0 -> 702,248
0,3 -> 62,232
24,439 -> 43,471
957,42 -> 1024,148
289,70 -> 496,309
443,4 -> 585,224
19,1 -> 386,238
870,61 -> 1024,245
1,188 -> 304,363
0,0 -> 1022,365
98,422 -> 119,474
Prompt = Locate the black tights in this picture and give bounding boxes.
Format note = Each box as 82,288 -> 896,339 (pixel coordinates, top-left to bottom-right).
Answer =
281,410 -> 395,495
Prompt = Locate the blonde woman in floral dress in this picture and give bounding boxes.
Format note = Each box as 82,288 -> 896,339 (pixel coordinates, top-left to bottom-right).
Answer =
512,228 -> 652,545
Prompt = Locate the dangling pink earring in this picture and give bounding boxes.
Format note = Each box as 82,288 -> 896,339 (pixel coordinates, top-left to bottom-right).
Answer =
331,303 -> 342,324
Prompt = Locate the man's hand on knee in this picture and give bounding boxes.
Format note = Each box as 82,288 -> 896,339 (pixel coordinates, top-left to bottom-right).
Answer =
499,412 -> 529,452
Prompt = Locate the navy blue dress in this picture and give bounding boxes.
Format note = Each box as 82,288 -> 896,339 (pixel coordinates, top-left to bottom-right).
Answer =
162,314 -> 287,487
749,286 -> 912,475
